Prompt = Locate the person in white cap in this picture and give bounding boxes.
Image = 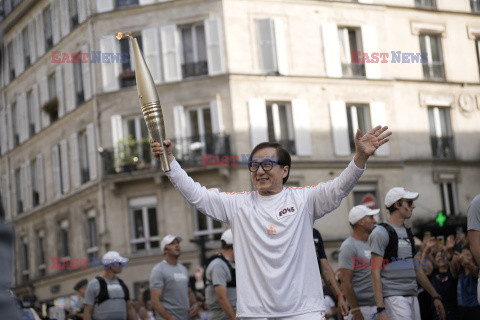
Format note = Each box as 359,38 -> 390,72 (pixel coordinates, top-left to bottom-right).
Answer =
84,251 -> 137,320
368,187 -> 445,320
467,194 -> 480,303
204,229 -> 237,320
150,235 -> 198,320
151,125 -> 390,319
338,205 -> 379,320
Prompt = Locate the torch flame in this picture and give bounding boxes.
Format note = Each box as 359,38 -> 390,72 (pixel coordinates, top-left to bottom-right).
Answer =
116,32 -> 133,40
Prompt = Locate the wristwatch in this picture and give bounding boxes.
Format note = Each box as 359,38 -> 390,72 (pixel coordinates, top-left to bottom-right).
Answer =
377,306 -> 386,313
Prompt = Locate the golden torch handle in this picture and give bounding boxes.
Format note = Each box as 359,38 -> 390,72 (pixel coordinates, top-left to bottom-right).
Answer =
142,102 -> 170,172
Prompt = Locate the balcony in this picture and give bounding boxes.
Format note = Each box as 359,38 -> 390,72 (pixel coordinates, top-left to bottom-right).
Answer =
423,62 -> 445,81
182,61 -> 208,78
472,0 -> 480,13
415,0 -> 436,9
342,63 -> 366,78
431,136 -> 455,160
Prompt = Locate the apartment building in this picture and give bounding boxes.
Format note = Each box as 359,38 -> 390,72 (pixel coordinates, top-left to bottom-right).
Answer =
0,0 -> 479,310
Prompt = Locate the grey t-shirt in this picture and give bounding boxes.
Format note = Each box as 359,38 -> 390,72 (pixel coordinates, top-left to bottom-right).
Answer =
468,195 -> 480,232
368,222 -> 417,297
84,277 -> 127,320
149,260 -> 190,320
205,257 -> 237,320
338,236 -> 376,306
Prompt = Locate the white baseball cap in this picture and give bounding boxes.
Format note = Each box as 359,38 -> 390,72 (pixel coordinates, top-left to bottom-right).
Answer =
385,187 -> 419,207
221,229 -> 233,245
160,234 -> 182,252
102,251 -> 129,266
348,205 -> 380,224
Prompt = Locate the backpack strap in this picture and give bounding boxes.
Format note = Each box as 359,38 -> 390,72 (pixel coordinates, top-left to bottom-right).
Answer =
405,227 -> 417,258
379,223 -> 398,264
204,254 -> 236,288
116,278 -> 130,301
95,277 -> 109,304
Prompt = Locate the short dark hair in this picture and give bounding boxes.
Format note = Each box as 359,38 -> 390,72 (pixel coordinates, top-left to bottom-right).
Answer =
221,240 -> 233,250
74,279 -> 88,291
248,142 -> 291,184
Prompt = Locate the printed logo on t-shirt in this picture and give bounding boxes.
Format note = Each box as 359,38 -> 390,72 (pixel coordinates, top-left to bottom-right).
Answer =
275,204 -> 297,220
363,250 -> 371,259
398,237 -> 411,248
173,273 -> 188,281
266,224 -> 277,235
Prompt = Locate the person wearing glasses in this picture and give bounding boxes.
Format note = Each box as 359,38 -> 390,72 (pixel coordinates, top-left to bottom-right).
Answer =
368,188 -> 446,320
150,125 -> 391,319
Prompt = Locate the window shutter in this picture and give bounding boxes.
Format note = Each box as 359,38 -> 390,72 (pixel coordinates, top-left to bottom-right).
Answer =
292,99 -> 312,156
78,0 -> 88,23
52,0 -> 61,45
36,13 -> 45,57
96,0 -> 114,13
70,133 -> 80,188
370,101 -> 389,156
13,37 -> 19,77
274,18 -> 288,75
25,161 -> 31,210
86,123 -> 97,180
10,170 -> 16,215
256,19 -> 277,73
3,44 -> 9,85
36,154 -> 46,204
32,84 -> 41,133
65,63 -> 75,112
40,76 -> 50,128
173,106 -> 186,158
56,66 -> 65,117
60,0 -> 70,37
210,99 -> 224,135
81,44 -> 92,100
100,36 -> 120,92
322,23 -> 342,78
6,104 -> 13,150
52,145 -> 61,197
60,139 -> 70,193
1,175 -> 11,217
16,33 -> 25,75
28,21 -> 37,64
142,28 -> 162,84
160,25 -> 181,82
358,0 -> 373,3
361,25 -> 381,79
20,164 -> 26,212
139,0 -> 155,4
18,93 -> 28,143
110,115 -> 124,167
329,101 -> 350,156
205,18 -> 225,75
0,107 -> 7,155
248,98 -> 268,148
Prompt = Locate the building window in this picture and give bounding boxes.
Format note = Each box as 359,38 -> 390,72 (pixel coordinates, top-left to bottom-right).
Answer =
21,237 -> 29,282
116,0 -> 139,9
180,24 -> 208,78
130,197 -> 160,252
8,41 -> 15,81
428,107 -> 454,159
78,130 -> 90,184
73,55 -> 84,105
11,102 -> 19,147
30,158 -> 39,207
473,0 -> 480,13
15,168 -> 23,214
119,35 -> 142,87
43,6 -> 53,51
440,181 -> 459,216
420,34 -> 445,80
193,208 -> 223,241
47,73 -> 58,122
185,105 -> 214,158
69,0 -> 79,28
27,90 -> 35,138
346,104 -> 371,153
37,231 -> 46,277
266,102 -> 295,154
86,210 -> 98,260
415,0 -> 436,9
476,38 -> 480,76
22,28 -> 30,68
59,220 -> 70,259
122,116 -> 152,167
338,27 -> 365,78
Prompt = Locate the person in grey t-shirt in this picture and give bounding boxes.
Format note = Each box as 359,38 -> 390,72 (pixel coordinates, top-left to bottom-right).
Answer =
84,251 -> 137,320
205,229 -> 237,320
339,205 -> 379,320
369,187 -> 445,320
467,194 -> 480,304
150,235 -> 199,320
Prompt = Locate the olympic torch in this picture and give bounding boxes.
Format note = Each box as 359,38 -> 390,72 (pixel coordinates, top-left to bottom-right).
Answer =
117,33 -> 170,171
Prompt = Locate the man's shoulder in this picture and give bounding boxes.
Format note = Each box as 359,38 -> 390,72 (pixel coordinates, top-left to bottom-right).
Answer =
340,236 -> 354,249
370,224 -> 390,239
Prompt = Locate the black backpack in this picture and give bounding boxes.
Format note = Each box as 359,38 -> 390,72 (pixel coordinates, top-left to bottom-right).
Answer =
95,276 -> 130,304
204,254 -> 236,287
380,223 -> 417,264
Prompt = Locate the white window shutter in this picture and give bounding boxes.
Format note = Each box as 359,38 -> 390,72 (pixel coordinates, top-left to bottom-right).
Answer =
32,84 -> 41,133
60,0 -> 70,37
100,36 -> 121,92
78,0 -> 88,23
81,45 -> 92,99
173,105 -> 186,159
40,76 -> 50,128
329,101 -> 350,156
52,145 -> 61,196
36,13 -> 45,57
248,98 -> 268,148
52,0 -> 61,45
16,34 -> 25,75
20,164 -> 26,211
274,18 -> 288,75
292,99 -> 312,156
2,175 -> 11,217
56,66 -> 65,117
70,133 -> 80,188
28,21 -> 37,63
160,25 -> 181,82
18,93 -> 28,143
322,23 -> 342,78
60,139 -> 70,193
10,170 -> 16,215
3,44 -> 9,85
65,63 -> 75,112
0,108 -> 7,155
210,99 -> 224,135
205,18 -> 225,76
139,0 -> 155,4
36,154 -> 46,204
96,0 -> 114,13
6,104 -> 13,150
361,25 -> 381,79
370,101 -> 389,156
86,123 -> 97,180
25,161 -> 31,210
142,28 -> 162,84
358,0 -> 373,3
256,19 -> 277,73
110,115 -> 124,165
13,37 -> 19,77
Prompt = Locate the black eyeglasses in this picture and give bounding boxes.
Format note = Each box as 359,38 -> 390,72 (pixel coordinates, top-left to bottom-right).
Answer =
248,160 -> 280,172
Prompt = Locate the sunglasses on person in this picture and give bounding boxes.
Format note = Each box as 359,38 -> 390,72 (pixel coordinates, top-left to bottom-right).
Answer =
248,160 -> 281,172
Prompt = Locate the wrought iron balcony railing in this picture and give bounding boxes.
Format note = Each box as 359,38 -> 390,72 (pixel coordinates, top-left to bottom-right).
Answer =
423,62 -> 445,80
182,61 -> 208,78
342,63 -> 366,78
415,0 -> 436,9
431,136 -> 455,160
472,0 -> 480,13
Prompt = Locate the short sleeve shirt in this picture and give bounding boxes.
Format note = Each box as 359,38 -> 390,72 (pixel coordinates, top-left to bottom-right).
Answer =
205,257 -> 237,320
83,277 -> 127,320
467,195 -> 480,232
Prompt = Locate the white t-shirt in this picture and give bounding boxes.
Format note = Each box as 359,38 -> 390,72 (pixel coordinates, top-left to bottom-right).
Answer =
166,159 -> 364,317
